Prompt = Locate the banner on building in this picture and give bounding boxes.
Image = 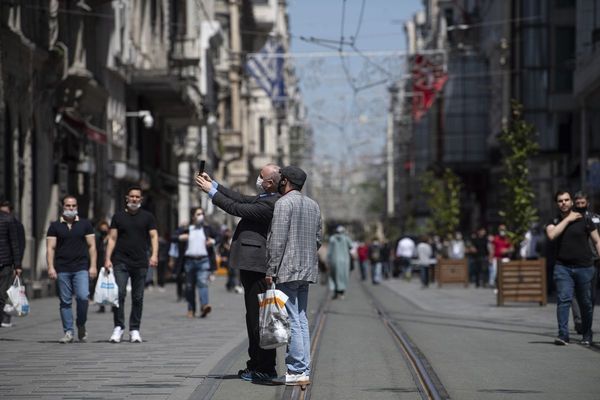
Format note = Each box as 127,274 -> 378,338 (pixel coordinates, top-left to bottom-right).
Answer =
411,53 -> 448,122
245,37 -> 287,108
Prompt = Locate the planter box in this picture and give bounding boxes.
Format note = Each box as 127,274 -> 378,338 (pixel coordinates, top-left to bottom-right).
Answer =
497,259 -> 547,306
436,258 -> 469,287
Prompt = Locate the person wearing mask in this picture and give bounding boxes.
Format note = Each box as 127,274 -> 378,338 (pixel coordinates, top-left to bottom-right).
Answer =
368,238 -> 383,284
356,241 -> 370,281
266,166 -> 322,386
570,191 -> 600,334
0,201 -> 24,328
105,186 -> 158,343
0,201 -> 22,329
471,227 -> 489,288
178,207 -> 218,318
327,225 -> 353,299
195,163 -> 280,383
416,235 -> 434,288
396,236 -> 415,280
546,190 -> 600,346
46,195 -> 97,343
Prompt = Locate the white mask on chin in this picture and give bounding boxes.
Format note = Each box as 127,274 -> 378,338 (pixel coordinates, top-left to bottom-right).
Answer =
127,202 -> 141,211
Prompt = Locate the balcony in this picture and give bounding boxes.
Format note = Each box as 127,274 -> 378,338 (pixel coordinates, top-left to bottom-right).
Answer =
219,129 -> 243,161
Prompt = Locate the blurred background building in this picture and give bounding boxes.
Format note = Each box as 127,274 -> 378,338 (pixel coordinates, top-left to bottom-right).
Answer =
0,0 -> 311,296
388,0 -> 600,235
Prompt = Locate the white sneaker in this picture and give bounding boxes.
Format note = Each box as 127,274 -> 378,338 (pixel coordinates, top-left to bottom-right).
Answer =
130,330 -> 142,343
273,372 -> 310,385
58,331 -> 74,344
109,326 -> 124,343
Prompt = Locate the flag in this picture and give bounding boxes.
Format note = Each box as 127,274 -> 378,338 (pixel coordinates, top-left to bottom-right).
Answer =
245,37 -> 287,107
411,53 -> 448,122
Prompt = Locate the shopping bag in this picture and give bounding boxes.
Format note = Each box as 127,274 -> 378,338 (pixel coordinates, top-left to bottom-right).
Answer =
93,267 -> 119,307
258,285 -> 290,349
5,276 -> 29,316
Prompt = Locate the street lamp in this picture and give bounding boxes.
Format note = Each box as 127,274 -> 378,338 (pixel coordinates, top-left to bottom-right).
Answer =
125,110 -> 154,128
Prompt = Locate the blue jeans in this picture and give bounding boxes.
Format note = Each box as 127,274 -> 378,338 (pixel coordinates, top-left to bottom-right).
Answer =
112,264 -> 147,331
371,262 -> 382,284
359,261 -> 369,281
185,257 -> 210,312
554,264 -> 595,341
277,281 -> 311,375
57,270 -> 89,333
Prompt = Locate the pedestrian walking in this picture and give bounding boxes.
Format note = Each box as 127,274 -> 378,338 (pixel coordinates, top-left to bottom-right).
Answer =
569,191 -> 600,334
0,201 -> 24,328
104,186 -> 158,343
490,224 -> 512,288
178,207 -> 218,318
369,238 -> 383,284
195,163 -> 280,383
448,232 -> 465,259
266,166 -> 321,386
416,235 -> 434,288
396,235 -> 415,280
380,240 -> 392,280
471,228 -> 489,288
327,225 -> 353,299
357,241 -> 370,281
0,201 -> 23,329
46,195 -> 97,343
546,190 -> 600,346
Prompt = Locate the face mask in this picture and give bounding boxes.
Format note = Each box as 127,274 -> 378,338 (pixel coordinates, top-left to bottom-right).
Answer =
256,176 -> 265,194
100,230 -> 108,237
196,215 -> 204,225
63,209 -> 78,218
278,179 -> 287,195
127,202 -> 141,211
499,230 -> 506,237
574,206 -> 587,213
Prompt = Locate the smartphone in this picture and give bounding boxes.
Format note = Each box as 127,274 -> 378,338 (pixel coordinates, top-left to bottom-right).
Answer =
198,160 -> 206,175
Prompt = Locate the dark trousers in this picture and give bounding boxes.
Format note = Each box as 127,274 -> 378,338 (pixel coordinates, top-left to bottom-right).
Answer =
112,264 -> 147,331
0,267 -> 14,323
239,269 -> 276,374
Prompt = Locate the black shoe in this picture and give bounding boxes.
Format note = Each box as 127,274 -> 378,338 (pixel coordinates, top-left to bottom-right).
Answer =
238,368 -> 253,380
252,371 -> 277,384
580,339 -> 592,347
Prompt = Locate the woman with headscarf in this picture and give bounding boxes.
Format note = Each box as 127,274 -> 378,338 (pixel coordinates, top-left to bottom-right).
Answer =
327,226 -> 353,299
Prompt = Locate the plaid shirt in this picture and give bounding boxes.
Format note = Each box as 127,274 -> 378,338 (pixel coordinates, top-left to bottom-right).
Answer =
266,190 -> 322,283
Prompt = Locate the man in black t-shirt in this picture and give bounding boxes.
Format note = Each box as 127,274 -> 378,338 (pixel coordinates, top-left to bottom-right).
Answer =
46,195 -> 97,343
546,190 -> 600,346
105,186 -> 158,343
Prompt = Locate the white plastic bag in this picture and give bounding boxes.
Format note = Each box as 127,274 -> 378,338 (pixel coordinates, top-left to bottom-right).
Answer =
93,267 -> 119,307
258,285 -> 290,349
5,276 -> 29,316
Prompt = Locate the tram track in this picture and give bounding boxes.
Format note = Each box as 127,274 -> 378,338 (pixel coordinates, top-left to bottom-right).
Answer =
285,279 -> 450,400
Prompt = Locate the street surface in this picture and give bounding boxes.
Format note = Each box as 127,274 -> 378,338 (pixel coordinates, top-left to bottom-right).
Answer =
1,275 -> 599,399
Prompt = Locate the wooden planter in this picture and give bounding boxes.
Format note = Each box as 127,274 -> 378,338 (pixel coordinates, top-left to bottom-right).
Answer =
436,258 -> 469,287
497,258 -> 547,306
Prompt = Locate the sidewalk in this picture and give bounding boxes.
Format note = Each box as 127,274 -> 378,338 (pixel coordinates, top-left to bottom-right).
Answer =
0,277 -> 247,399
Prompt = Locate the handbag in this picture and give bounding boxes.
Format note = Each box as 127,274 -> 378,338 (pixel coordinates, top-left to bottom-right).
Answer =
5,276 -> 29,316
93,267 -> 119,307
257,284 -> 290,349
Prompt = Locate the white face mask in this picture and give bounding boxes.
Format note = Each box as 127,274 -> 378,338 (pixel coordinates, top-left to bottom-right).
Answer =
256,176 -> 265,194
196,215 -> 204,225
127,202 -> 141,211
63,209 -> 78,218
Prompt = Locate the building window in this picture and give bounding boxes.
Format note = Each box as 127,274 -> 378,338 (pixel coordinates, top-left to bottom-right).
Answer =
554,26 -> 575,93
259,117 -> 266,153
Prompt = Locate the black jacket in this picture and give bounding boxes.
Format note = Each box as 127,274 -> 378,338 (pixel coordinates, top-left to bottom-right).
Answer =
212,185 -> 280,273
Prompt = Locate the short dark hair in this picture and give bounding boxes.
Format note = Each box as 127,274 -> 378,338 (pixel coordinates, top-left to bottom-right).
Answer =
127,185 -> 143,196
62,194 -> 77,205
554,190 -> 571,202
190,207 -> 204,218
573,190 -> 588,201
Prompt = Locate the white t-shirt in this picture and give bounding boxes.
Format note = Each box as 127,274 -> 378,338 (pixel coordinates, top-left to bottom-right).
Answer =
396,237 -> 415,258
185,225 -> 208,257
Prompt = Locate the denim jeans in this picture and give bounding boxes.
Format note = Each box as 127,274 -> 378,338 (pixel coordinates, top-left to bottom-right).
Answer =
57,270 -> 89,333
277,280 -> 311,375
359,261 -> 369,281
371,262 -> 382,284
112,264 -> 147,331
185,257 -> 210,312
554,264 -> 595,341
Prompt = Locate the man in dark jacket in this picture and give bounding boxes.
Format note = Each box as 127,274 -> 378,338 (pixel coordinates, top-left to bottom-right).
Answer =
0,201 -> 24,327
196,163 -> 280,383
0,201 -> 22,328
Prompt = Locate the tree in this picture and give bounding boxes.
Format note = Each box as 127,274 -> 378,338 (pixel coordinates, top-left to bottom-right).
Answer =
498,100 -> 539,252
421,167 -> 462,238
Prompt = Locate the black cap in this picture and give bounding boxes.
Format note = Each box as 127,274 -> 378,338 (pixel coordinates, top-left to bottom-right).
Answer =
280,166 -> 307,187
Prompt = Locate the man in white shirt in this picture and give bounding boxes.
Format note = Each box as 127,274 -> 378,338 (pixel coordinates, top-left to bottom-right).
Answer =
396,236 -> 415,280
